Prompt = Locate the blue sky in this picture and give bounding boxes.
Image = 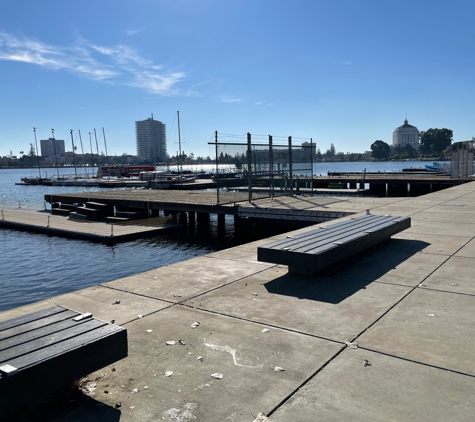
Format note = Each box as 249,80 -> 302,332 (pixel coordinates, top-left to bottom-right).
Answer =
1,0 -> 474,158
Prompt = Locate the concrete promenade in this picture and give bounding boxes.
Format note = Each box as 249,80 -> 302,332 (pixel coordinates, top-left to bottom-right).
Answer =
1,182 -> 475,421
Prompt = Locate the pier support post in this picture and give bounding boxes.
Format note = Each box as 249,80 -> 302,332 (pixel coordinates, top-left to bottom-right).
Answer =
369,183 -> 386,197
178,212 -> 187,225
217,214 -> 226,238
197,212 -> 210,235
188,211 -> 196,227
387,183 -> 408,197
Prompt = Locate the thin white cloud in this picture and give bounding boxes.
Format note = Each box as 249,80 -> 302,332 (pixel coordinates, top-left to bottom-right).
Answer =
222,98 -> 243,103
128,70 -> 186,95
0,31 -> 184,95
126,28 -> 145,36
255,102 -> 262,105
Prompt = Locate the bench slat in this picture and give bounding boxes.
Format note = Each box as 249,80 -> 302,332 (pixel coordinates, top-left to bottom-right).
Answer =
270,216 -> 393,253
0,310 -> 78,342
0,315 -> 92,352
0,306 -> 67,332
263,215 -> 389,250
0,319 -> 107,365
300,220 -> 398,254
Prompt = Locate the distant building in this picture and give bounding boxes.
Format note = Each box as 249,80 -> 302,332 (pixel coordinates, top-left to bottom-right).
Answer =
135,116 -> 167,161
40,138 -> 65,158
392,119 -> 419,148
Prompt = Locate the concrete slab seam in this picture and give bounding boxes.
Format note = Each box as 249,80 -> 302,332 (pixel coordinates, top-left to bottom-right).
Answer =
347,255 -> 452,345
356,346 -> 475,379
267,344 -> 348,417
177,303 -> 345,346
120,303 -> 176,326
99,284 -> 178,305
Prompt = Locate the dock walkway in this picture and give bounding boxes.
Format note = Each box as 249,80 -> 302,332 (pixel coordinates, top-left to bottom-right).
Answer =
1,182 -> 475,420
0,208 -> 179,244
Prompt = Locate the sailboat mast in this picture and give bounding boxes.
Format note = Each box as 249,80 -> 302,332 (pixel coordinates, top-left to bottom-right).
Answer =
177,111 -> 182,176
102,127 -> 109,157
70,130 -> 78,179
94,128 -> 101,174
51,128 -> 60,179
88,132 -> 95,177
33,127 -> 41,179
78,130 -> 88,177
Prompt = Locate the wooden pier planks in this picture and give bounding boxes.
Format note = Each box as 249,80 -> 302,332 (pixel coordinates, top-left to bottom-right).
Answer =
257,214 -> 411,275
0,305 -> 127,414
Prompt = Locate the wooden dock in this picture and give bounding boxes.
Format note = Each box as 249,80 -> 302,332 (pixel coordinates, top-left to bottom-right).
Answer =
0,208 -> 180,244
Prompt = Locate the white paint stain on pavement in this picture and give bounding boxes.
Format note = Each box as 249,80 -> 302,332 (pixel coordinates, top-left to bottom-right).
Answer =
204,339 -> 264,368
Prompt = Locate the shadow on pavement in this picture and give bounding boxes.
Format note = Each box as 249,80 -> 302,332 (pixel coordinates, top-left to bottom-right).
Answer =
264,239 -> 428,304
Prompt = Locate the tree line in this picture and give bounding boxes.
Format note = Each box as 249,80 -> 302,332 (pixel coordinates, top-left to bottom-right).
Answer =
371,128 -> 453,160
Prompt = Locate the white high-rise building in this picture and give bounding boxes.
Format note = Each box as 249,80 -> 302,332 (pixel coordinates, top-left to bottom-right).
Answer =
392,119 -> 419,148
135,116 -> 167,161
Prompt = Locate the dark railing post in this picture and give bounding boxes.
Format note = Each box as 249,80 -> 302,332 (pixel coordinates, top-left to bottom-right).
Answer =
247,133 -> 252,203
288,136 -> 293,196
310,138 -> 314,194
215,131 -> 219,205
269,135 -> 274,199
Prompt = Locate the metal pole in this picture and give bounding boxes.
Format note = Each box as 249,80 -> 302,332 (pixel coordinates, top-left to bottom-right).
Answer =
177,112 -> 182,178
1,210 -> 4,220
269,135 -> 274,199
215,131 -> 219,205
310,138 -> 314,194
47,215 -> 50,227
89,132 -> 95,177
33,127 -> 41,179
102,127 -> 109,157
70,130 -> 78,180
52,128 -> 60,179
247,133 -> 252,203
110,223 -> 114,237
288,136 -> 293,196
78,130 -> 88,177
94,128 -> 101,176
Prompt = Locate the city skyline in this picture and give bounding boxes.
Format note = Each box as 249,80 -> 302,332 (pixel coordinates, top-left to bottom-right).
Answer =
0,1 -> 474,158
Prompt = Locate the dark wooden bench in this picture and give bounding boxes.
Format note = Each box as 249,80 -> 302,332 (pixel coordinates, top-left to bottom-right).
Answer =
257,213 -> 411,275
0,305 -> 127,415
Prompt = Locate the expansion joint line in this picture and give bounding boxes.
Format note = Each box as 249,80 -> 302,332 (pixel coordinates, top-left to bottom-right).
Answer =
268,240 -> 471,417
177,303 -> 343,346
355,346 -> 475,380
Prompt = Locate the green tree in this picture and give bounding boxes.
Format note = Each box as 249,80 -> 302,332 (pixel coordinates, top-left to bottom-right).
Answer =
404,144 -> 416,158
419,128 -> 453,155
371,140 -> 390,160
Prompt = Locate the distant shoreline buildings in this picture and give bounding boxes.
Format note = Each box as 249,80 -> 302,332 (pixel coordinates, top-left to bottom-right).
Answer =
135,115 -> 167,162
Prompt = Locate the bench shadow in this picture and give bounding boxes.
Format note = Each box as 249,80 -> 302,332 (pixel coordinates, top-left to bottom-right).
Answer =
4,393 -> 121,422
49,396 -> 121,422
264,239 -> 429,304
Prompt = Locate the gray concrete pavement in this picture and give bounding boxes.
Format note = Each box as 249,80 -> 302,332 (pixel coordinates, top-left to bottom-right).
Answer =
1,182 -> 475,421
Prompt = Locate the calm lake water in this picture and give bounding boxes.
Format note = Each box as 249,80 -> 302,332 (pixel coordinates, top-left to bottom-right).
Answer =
0,162 -> 443,312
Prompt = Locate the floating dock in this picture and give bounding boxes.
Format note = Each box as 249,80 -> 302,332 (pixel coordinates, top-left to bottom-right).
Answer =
0,208 -> 179,244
